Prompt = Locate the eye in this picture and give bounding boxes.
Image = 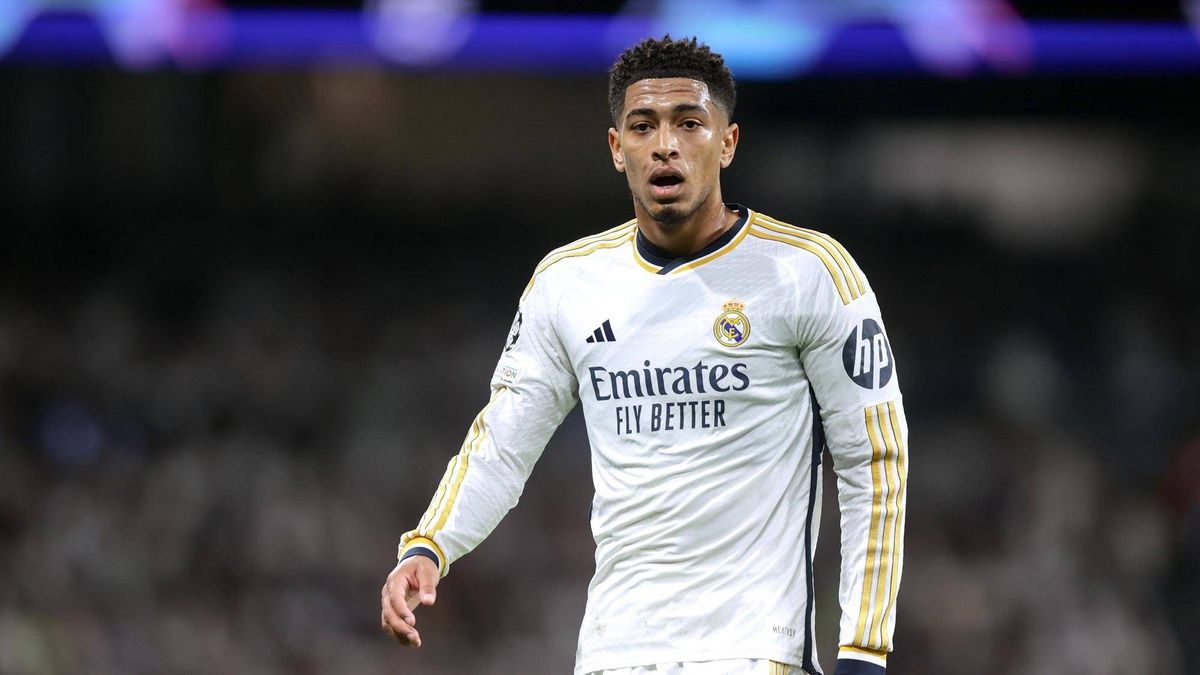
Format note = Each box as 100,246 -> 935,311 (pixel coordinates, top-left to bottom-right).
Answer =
631,122 -> 652,132
681,119 -> 703,130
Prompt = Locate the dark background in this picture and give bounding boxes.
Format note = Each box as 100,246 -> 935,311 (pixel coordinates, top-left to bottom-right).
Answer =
1,2 -> 1199,674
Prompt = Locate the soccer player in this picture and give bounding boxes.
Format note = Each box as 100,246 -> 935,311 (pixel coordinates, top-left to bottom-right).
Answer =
381,35 -> 908,675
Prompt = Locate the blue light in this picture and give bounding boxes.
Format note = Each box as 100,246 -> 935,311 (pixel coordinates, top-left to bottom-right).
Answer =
4,11 -> 1200,76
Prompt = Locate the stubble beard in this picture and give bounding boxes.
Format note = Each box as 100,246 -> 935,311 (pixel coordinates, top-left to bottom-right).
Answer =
633,182 -> 714,231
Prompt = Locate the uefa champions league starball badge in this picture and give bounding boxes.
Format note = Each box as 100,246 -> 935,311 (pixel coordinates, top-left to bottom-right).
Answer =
713,300 -> 750,347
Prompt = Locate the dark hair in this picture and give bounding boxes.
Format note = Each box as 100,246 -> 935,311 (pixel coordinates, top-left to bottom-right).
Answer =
607,35 -> 736,127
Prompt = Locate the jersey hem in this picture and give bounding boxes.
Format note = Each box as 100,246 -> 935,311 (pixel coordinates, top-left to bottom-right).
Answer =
578,647 -> 806,675
836,646 -> 886,666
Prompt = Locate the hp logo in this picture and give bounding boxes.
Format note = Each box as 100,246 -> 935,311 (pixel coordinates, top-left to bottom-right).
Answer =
842,319 -> 893,389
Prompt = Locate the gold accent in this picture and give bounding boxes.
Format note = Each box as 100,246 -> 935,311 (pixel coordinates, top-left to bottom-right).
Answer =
839,645 -> 889,663
521,222 -> 637,300
712,305 -> 751,348
420,388 -> 507,539
536,222 -> 637,274
853,402 -> 906,652
747,224 -> 854,305
669,213 -> 753,274
722,299 -> 745,312
631,243 -> 662,273
880,401 -> 907,645
872,404 -> 898,649
630,209 -> 754,276
398,536 -> 448,576
755,213 -> 866,296
855,405 -> 886,646
416,456 -> 458,533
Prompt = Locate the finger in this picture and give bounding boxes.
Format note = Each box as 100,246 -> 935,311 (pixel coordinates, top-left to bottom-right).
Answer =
382,600 -> 422,647
381,610 -> 399,640
415,561 -> 439,607
386,580 -> 419,627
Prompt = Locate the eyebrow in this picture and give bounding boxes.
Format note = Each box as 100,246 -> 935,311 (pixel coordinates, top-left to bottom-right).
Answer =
625,103 -> 708,121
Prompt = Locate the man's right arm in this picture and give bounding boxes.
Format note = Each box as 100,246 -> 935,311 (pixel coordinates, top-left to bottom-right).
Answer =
382,270 -> 578,645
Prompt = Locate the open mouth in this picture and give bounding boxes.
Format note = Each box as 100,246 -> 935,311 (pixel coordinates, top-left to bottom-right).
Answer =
649,172 -> 684,199
651,175 -> 683,187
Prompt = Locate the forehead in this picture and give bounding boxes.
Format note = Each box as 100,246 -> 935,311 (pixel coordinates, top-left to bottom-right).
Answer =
621,77 -> 717,117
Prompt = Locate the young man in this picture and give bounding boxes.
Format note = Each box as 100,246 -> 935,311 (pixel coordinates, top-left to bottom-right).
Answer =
381,36 -> 908,675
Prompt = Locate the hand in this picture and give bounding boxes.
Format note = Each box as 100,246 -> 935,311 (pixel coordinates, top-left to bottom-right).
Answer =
380,555 -> 440,647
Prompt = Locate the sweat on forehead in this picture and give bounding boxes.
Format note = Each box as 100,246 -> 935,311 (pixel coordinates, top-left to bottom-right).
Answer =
619,78 -> 723,122
607,35 -> 737,126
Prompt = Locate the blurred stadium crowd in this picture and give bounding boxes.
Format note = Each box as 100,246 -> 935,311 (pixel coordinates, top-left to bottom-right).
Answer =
2,53 -> 1199,675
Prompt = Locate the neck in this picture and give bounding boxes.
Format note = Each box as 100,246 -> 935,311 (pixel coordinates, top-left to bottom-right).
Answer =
636,194 -> 737,257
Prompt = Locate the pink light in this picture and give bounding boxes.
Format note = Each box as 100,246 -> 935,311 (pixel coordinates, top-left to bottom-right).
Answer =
896,0 -> 1033,77
98,0 -> 230,68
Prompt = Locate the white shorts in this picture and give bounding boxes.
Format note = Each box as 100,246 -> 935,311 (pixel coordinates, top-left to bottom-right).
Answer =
588,659 -> 800,675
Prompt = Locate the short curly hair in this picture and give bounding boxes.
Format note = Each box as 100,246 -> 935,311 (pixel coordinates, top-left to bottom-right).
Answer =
607,35 -> 736,127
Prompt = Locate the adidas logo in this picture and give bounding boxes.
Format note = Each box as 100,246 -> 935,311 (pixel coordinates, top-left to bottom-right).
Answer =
585,320 -> 617,344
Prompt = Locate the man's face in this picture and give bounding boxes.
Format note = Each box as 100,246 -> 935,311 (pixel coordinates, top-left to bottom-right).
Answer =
608,78 -> 738,226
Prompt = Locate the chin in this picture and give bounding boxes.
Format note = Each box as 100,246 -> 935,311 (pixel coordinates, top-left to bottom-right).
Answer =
632,191 -> 693,227
649,199 -> 696,226
653,205 -> 683,225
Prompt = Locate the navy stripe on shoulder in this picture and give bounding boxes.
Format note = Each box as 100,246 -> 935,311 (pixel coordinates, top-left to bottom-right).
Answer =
834,658 -> 886,675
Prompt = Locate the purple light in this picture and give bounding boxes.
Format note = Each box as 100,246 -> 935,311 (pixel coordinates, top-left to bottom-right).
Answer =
4,11 -> 1200,76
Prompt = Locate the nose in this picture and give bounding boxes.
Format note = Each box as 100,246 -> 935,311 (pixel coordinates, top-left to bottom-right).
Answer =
651,126 -> 679,162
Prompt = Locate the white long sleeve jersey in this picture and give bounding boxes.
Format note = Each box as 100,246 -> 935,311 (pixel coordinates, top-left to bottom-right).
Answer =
400,205 -> 908,675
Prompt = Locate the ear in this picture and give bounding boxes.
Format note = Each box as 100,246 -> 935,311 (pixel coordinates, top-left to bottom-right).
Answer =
608,127 -> 625,173
719,123 -> 739,169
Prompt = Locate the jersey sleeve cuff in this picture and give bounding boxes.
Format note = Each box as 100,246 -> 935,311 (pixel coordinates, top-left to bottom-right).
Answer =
835,646 -> 887,674
398,536 -> 449,577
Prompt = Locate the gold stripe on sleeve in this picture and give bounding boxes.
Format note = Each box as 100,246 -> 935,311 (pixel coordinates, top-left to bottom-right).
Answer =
879,400 -> 908,645
839,645 -> 889,663
854,405 -> 887,646
871,403 -> 899,649
418,410 -> 486,533
416,455 -> 459,533
422,389 -> 507,537
796,223 -> 865,296
754,214 -> 866,298
748,224 -> 853,305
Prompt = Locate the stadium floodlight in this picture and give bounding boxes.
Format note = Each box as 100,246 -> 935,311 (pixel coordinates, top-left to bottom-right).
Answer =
0,0 -> 37,57
1187,0 -> 1200,35
366,0 -> 478,66
0,0 -> 229,68
610,0 -> 1030,77
5,3 -> 1200,75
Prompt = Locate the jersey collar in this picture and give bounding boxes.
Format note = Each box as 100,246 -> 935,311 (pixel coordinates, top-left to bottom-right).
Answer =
634,204 -> 751,275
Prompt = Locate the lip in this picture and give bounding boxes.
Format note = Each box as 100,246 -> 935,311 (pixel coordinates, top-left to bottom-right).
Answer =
649,182 -> 684,200
647,168 -> 685,201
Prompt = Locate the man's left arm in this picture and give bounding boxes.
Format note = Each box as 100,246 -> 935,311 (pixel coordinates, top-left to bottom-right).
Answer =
795,249 -> 908,675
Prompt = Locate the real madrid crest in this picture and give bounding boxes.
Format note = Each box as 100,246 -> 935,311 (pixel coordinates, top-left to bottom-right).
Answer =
713,300 -> 750,348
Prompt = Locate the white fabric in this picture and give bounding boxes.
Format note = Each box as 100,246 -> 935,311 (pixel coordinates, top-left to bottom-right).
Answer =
588,658 -> 799,675
399,208 -> 907,674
